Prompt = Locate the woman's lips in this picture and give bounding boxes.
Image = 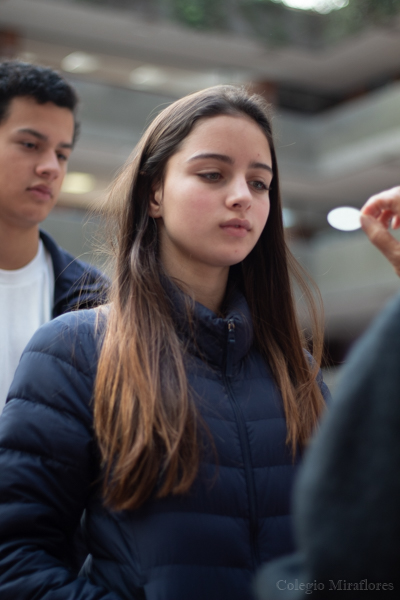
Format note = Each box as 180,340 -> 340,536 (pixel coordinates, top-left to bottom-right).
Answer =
220,219 -> 251,238
27,185 -> 53,201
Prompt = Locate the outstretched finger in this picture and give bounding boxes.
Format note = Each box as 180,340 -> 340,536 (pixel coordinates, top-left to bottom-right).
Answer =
361,186 -> 400,218
378,209 -> 396,229
360,214 -> 400,276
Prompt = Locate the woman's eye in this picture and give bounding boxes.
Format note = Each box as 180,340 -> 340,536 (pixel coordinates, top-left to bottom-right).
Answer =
57,153 -> 68,162
251,180 -> 269,191
199,172 -> 221,182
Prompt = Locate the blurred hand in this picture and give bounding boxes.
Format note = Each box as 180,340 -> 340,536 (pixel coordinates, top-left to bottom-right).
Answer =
360,186 -> 400,277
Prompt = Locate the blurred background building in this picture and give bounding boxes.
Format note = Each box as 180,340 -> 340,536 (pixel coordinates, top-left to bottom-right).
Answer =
1,0 -> 400,383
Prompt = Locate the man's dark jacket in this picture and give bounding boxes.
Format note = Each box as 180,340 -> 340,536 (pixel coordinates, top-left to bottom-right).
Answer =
40,229 -> 109,317
41,228 -> 109,571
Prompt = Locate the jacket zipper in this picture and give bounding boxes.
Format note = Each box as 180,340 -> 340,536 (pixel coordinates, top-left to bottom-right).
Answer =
224,319 -> 261,569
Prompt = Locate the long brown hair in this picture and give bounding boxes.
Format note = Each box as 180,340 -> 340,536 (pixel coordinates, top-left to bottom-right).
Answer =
94,85 -> 325,511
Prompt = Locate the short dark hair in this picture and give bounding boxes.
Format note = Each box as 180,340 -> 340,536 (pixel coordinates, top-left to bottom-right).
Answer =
0,60 -> 79,142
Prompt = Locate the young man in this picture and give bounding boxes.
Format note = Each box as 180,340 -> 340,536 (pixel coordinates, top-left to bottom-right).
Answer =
0,61 -> 108,409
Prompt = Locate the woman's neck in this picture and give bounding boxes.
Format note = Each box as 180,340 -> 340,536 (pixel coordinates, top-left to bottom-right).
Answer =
162,257 -> 229,314
187,276 -> 228,314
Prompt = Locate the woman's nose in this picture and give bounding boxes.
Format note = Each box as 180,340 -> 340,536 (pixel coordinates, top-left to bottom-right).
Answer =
226,177 -> 252,210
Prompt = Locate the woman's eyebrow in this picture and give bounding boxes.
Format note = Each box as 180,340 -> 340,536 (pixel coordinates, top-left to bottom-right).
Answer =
250,161 -> 273,173
187,153 -> 272,173
188,152 -> 233,164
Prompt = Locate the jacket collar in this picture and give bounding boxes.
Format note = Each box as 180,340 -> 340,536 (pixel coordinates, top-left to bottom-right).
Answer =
40,229 -> 108,318
40,229 -> 68,282
165,278 -> 254,371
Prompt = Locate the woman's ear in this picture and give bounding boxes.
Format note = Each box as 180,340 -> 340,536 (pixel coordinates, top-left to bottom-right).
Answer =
149,185 -> 163,218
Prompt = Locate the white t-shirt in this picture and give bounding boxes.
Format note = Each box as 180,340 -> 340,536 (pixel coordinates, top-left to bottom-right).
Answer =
0,240 -> 54,411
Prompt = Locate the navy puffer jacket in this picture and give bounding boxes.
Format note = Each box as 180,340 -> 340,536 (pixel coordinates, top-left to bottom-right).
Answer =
0,288 -> 329,600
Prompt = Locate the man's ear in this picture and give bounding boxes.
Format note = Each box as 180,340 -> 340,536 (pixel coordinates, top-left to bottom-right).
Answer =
149,184 -> 163,218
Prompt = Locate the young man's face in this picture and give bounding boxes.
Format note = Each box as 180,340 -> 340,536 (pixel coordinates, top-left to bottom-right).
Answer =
0,96 -> 75,231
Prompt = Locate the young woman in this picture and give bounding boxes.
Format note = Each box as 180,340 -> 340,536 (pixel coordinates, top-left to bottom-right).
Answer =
0,85 -> 330,600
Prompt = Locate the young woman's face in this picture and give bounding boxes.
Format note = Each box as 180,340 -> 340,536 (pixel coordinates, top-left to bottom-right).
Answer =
150,114 -> 273,281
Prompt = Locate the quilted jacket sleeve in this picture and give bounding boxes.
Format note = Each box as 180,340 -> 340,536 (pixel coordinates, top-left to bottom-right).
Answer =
0,312 -> 121,600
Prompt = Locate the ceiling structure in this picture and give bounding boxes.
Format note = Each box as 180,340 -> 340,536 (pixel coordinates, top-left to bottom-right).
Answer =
1,0 -> 399,221
1,0 -> 400,91
1,0 -> 400,349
